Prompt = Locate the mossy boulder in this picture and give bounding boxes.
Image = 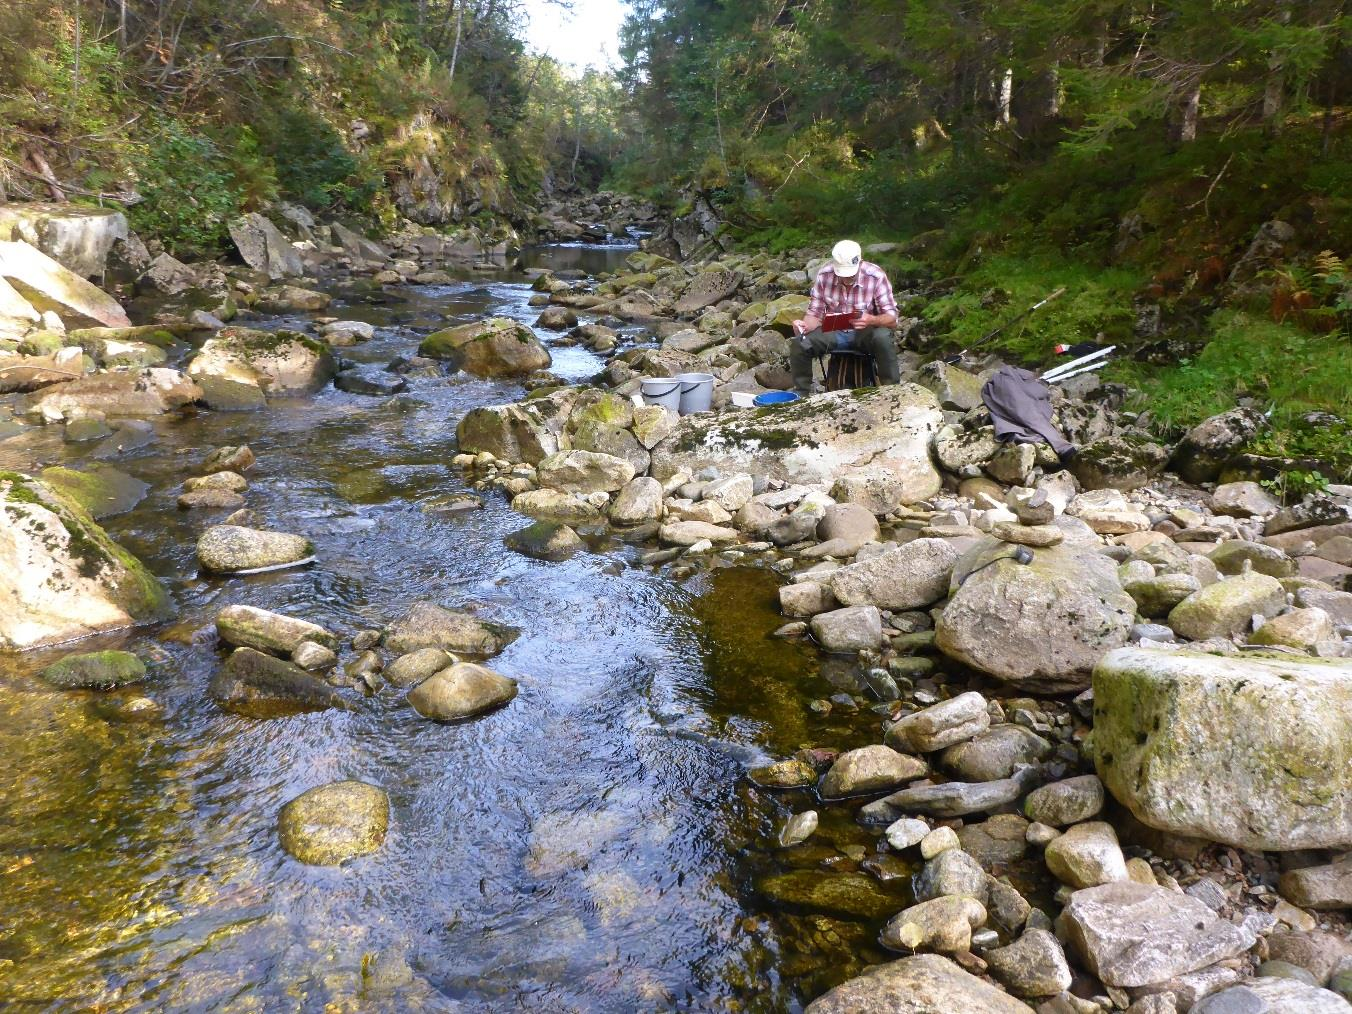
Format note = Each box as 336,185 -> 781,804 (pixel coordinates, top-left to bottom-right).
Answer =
756,870 -> 900,920
456,388 -> 577,465
504,521 -> 583,562
1167,571 -> 1285,640
406,662 -> 519,721
39,464 -> 147,520
41,650 -> 146,689
188,327 -> 336,409
418,317 -> 551,377
277,780 -> 389,865
382,601 -> 519,657
1093,648 -> 1352,850
196,525 -> 315,574
0,471 -> 169,651
1071,436 -> 1170,492
651,384 -> 943,509
208,646 -> 348,718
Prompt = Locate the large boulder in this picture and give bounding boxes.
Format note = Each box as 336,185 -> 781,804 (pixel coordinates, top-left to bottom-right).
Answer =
456,388 -> 578,465
0,472 -> 169,651
227,213 -> 303,280
277,780 -> 388,865
418,317 -> 551,377
0,203 -> 129,278
0,239 -> 130,327
18,367 -> 201,422
0,274 -> 41,334
41,650 -> 146,690
1058,881 -> 1257,989
1092,648 -> 1352,851
215,605 -> 338,657
805,954 -> 1034,1014
1193,979 -> 1352,1014
935,539 -> 1135,693
1170,408 -> 1267,484
650,384 -> 943,510
188,327 -> 336,409
1166,571 -> 1284,641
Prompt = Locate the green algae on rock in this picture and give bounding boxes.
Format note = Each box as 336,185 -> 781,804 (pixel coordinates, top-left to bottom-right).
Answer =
1093,647 -> 1352,851
277,780 -> 389,865
41,650 -> 147,689
0,471 -> 169,651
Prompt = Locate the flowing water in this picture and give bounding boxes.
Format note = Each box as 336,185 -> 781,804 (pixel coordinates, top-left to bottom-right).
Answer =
0,247 -> 907,1011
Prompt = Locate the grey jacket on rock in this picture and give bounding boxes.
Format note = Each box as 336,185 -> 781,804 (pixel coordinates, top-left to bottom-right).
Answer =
980,365 -> 1075,456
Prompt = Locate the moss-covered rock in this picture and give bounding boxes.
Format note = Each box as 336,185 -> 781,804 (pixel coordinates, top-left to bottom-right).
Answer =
1093,648 -> 1352,850
1167,571 -> 1285,640
187,327 -> 336,408
39,464 -> 147,520
418,317 -> 551,377
41,650 -> 146,689
277,780 -> 388,865
0,471 -> 169,651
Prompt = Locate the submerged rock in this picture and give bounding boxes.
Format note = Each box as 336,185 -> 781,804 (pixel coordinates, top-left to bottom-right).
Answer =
41,650 -> 146,689
208,646 -> 348,718
406,662 -> 518,721
756,870 -> 899,920
277,780 -> 389,865
1093,648 -> 1352,851
0,471 -> 169,651
382,602 -> 518,657
196,525 -> 315,574
504,521 -> 583,561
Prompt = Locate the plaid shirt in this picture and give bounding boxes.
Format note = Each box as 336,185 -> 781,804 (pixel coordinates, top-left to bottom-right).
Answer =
808,260 -> 898,321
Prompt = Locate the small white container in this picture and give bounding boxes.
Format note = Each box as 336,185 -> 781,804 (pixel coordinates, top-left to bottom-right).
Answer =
730,391 -> 757,408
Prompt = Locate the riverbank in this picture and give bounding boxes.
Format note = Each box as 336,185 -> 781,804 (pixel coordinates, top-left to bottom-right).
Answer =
2,212 -> 1352,1010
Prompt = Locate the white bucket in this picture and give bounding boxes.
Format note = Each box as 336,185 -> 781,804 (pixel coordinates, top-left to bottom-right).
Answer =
677,372 -> 715,414
640,377 -> 681,412
730,391 -> 757,409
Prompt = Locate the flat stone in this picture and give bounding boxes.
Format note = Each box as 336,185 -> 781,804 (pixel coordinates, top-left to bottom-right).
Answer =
1279,859 -> 1352,911
878,769 -> 1038,818
885,691 -> 991,753
1059,880 -> 1257,989
1024,776 -> 1105,827
830,538 -> 960,610
1191,978 -> 1352,1013
385,648 -> 455,688
215,604 -> 337,656
992,522 -> 1064,548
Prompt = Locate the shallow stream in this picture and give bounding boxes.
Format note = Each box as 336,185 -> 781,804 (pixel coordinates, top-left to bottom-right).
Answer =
0,246 -> 907,1011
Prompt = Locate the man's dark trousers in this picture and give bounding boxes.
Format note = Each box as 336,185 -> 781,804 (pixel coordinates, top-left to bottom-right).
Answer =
789,326 -> 899,394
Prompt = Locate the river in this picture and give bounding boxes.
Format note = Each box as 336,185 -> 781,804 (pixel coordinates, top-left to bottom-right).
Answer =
0,246 -> 905,1011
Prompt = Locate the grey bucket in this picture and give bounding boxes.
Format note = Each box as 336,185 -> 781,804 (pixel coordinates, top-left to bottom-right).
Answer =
640,377 -> 681,412
677,372 -> 715,414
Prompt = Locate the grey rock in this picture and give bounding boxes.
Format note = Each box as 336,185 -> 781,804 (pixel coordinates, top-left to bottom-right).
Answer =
1059,881 -> 1258,989
885,691 -> 990,753
1024,776 -> 1105,827
985,929 -> 1074,998
940,725 -> 1053,782
1191,978 -> 1352,1014
805,954 -> 1034,1013
208,647 -> 347,718
915,848 -> 989,904
406,662 -> 518,721
810,605 -> 883,653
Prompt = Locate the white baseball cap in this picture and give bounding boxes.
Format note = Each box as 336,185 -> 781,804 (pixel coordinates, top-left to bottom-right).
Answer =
831,239 -> 862,278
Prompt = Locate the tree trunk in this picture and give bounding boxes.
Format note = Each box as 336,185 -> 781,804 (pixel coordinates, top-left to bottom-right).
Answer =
449,1 -> 464,82
1178,80 -> 1201,142
997,65 -> 1013,125
118,0 -> 127,50
1047,61 -> 1061,118
1262,0 -> 1292,132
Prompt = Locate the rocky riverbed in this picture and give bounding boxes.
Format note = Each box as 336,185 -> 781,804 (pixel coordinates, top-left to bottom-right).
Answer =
1,211 -> 1351,1012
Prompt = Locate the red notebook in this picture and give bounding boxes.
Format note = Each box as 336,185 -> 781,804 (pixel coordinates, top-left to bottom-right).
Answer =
821,311 -> 857,333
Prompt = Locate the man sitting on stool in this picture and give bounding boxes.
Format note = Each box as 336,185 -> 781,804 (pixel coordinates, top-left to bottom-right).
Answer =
790,239 -> 900,395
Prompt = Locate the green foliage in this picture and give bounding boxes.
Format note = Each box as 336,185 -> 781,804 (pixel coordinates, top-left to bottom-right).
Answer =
254,108 -> 369,212
922,254 -> 1146,360
1114,311 -> 1352,431
127,121 -> 243,260
1261,469 -> 1331,504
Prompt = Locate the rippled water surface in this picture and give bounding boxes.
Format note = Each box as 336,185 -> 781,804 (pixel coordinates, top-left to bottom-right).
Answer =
0,247 -> 900,1011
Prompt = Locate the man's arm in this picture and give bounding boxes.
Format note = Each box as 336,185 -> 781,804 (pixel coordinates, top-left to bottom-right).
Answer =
853,268 -> 898,329
794,269 -> 830,334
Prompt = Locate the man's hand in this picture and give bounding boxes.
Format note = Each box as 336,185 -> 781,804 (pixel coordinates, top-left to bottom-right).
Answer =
851,312 -> 876,329
794,315 -> 822,336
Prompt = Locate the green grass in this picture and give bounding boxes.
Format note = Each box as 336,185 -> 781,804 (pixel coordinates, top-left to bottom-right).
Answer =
919,253 -> 1147,360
